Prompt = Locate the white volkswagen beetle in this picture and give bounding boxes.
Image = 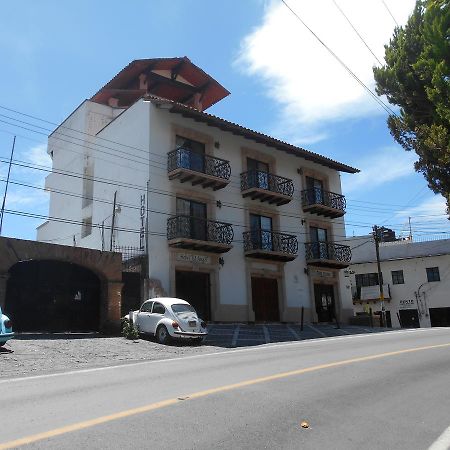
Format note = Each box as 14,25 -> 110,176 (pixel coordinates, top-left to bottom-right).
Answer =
128,298 -> 208,345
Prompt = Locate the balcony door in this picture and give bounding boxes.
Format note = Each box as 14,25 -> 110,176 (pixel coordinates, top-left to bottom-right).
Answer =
306,176 -> 324,204
247,158 -> 269,190
176,135 -> 205,173
310,226 -> 328,259
250,214 -> 273,251
176,198 -> 207,241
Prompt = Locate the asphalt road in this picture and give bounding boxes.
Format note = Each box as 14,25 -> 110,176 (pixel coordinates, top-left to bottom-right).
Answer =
1,328 -> 450,450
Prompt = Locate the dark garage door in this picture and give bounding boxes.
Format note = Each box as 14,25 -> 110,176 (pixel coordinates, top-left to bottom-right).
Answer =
430,307 -> 450,327
175,270 -> 211,321
5,260 -> 101,332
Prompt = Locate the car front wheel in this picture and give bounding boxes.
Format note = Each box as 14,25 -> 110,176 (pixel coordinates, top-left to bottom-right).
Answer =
156,325 -> 171,345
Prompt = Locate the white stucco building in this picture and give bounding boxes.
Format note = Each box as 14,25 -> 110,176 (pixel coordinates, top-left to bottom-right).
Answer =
349,235 -> 450,328
38,57 -> 358,323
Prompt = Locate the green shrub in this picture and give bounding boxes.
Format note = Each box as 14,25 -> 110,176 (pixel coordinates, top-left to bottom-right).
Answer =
122,318 -> 140,340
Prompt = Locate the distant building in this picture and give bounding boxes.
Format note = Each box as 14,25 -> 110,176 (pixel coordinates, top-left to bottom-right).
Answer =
37,57 -> 358,324
348,236 -> 450,328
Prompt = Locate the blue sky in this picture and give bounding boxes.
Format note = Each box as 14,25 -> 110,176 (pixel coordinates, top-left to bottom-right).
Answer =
0,0 -> 449,241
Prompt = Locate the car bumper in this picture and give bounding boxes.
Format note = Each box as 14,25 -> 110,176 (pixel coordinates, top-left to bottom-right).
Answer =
0,332 -> 14,342
172,331 -> 208,339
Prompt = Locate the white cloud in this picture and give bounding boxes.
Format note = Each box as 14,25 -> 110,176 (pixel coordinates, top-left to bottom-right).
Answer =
237,0 -> 416,140
396,195 -> 447,220
26,144 -> 51,167
342,146 -> 417,194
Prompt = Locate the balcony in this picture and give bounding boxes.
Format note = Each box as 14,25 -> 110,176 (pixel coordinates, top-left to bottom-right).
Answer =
301,188 -> 346,219
167,148 -> 231,190
305,242 -> 351,269
240,171 -> 294,206
167,215 -> 233,253
243,230 -> 298,262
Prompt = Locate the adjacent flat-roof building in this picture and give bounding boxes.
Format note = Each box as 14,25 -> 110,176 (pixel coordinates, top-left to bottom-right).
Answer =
348,235 -> 450,328
37,57 -> 358,324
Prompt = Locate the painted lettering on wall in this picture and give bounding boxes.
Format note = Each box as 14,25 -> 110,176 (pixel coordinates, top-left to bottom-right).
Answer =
139,194 -> 146,251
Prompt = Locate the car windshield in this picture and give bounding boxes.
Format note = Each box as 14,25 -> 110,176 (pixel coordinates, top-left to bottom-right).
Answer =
171,304 -> 196,314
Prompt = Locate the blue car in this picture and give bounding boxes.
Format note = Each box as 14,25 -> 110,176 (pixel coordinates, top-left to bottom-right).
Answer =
0,306 -> 14,347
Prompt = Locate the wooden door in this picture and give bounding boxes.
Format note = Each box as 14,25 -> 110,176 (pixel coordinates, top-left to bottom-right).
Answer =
314,284 -> 335,322
251,277 -> 280,322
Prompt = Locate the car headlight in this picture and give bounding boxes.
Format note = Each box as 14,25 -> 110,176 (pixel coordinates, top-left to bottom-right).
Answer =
4,320 -> 11,329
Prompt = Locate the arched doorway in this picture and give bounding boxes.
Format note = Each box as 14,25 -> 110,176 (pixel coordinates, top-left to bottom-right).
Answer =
5,260 -> 101,332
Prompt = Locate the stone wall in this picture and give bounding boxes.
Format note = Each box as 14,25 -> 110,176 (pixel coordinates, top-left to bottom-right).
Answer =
0,237 -> 123,332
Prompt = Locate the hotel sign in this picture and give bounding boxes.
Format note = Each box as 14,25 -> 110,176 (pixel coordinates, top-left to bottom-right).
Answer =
399,299 -> 415,309
176,253 -> 211,265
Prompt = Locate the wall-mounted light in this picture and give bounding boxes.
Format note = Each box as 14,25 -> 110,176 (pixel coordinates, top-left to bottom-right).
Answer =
304,267 -> 309,275
301,219 -> 306,226
219,257 -> 225,267
297,168 -> 303,175
214,141 -> 220,149
216,200 -> 222,208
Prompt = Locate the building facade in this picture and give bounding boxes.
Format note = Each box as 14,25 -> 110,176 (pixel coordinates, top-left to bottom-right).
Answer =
349,236 -> 450,328
37,57 -> 357,323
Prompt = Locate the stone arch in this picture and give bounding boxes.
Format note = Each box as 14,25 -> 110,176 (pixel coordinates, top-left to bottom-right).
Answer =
0,237 -> 123,332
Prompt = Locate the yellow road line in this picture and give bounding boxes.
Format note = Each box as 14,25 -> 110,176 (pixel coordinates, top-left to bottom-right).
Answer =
1,342 -> 450,449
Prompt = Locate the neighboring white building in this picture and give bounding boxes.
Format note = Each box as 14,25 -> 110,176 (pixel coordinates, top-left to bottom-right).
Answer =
37,57 -> 358,323
349,235 -> 450,328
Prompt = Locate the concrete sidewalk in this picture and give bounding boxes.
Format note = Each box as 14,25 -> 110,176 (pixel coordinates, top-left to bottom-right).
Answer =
204,323 -> 394,347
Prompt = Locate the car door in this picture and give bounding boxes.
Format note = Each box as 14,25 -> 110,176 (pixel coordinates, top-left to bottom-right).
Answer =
147,301 -> 166,334
136,301 -> 153,333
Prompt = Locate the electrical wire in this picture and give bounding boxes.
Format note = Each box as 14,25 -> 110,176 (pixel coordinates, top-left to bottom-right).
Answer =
332,0 -> 384,66
280,0 -> 399,118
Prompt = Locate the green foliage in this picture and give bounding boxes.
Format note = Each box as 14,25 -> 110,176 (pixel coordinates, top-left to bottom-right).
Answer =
373,0 -> 450,213
122,318 -> 140,340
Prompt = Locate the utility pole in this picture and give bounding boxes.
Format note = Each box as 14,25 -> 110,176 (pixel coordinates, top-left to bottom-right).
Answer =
0,136 -> 16,235
110,191 -> 117,251
373,225 -> 386,327
408,216 -> 412,240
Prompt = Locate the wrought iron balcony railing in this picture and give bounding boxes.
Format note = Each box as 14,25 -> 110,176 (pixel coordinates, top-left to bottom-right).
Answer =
167,147 -> 231,185
241,170 -> 294,197
304,241 -> 351,267
301,188 -> 346,218
167,215 -> 234,247
243,229 -> 298,261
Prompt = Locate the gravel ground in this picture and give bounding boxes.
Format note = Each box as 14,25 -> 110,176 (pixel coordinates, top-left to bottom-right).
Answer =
0,324 -> 391,379
0,334 -> 227,379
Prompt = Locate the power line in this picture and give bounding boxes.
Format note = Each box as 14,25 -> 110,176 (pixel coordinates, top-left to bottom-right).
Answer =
280,0 -> 399,117
381,0 -> 399,27
2,156 -> 449,235
332,0 -> 384,66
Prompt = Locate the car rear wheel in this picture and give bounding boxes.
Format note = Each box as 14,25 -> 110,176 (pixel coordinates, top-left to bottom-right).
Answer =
156,325 -> 171,345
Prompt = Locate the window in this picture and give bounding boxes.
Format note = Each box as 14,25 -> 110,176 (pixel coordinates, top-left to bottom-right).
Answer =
176,197 -> 207,240
175,135 -> 205,172
391,270 -> 404,285
355,273 -> 382,287
426,267 -> 440,282
309,226 -> 329,259
247,158 -> 269,189
249,214 -> 273,251
140,301 -> 153,313
310,226 -> 328,243
305,176 -> 324,204
81,216 -> 92,238
152,302 -> 165,314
